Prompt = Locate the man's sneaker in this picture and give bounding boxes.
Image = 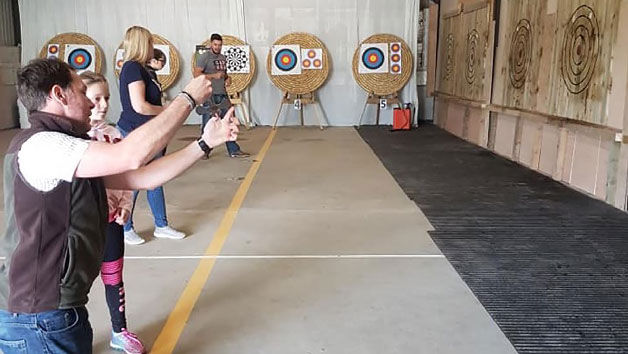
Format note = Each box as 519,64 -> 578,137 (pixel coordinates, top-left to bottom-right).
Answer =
110,329 -> 145,354
154,226 -> 186,240
229,150 -> 251,158
124,229 -> 145,245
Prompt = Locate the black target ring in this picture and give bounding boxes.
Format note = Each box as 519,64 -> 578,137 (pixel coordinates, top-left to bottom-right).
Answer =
509,19 -> 532,89
561,5 -> 599,94
443,33 -> 455,81
465,29 -> 479,84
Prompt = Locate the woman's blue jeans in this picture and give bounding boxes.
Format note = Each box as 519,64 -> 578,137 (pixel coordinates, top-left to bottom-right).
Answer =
117,126 -> 168,231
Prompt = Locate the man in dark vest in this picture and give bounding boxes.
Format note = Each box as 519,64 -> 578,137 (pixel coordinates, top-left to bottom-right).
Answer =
0,59 -> 238,353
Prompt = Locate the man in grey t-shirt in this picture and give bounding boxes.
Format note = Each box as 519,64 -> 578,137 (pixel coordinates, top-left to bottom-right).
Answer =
194,33 -> 249,158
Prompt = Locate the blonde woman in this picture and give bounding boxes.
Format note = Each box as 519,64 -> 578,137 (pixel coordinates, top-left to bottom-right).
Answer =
117,26 -> 185,245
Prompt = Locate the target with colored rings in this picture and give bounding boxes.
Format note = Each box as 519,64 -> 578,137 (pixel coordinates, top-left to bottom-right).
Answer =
358,42 -> 389,74
353,34 -> 413,95
39,34 -> 103,73
300,48 -> 323,70
362,48 -> 385,70
275,49 -> 298,71
47,44 -> 60,59
64,44 -> 96,72
271,44 -> 302,76
68,49 -> 92,70
389,42 -> 402,75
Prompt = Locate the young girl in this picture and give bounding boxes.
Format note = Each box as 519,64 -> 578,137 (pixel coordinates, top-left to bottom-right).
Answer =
80,71 -> 146,354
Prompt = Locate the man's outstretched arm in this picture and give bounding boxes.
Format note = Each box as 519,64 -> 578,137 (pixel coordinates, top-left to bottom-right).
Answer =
103,108 -> 239,190
75,75 -> 213,178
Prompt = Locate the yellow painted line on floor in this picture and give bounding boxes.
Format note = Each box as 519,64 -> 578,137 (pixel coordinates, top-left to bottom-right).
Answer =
150,129 -> 277,354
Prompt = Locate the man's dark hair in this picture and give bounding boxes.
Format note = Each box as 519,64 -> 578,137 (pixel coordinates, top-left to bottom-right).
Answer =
154,48 -> 166,61
210,33 -> 223,42
17,59 -> 74,113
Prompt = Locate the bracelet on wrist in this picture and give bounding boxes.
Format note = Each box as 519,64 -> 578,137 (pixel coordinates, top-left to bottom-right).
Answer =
178,91 -> 197,109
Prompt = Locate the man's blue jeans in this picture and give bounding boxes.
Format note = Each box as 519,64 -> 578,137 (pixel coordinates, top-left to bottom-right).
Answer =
200,95 -> 241,156
0,307 -> 92,353
117,126 -> 169,231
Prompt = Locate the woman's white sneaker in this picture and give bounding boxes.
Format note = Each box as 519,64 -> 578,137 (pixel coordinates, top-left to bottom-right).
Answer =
153,226 -> 186,240
124,229 -> 145,245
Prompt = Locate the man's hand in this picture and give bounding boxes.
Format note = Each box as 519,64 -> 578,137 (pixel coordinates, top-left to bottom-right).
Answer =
115,208 -> 131,226
207,72 -> 225,80
202,107 -> 239,148
183,75 -> 213,106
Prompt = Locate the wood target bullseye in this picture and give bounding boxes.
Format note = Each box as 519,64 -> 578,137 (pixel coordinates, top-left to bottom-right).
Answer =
561,5 -> 599,94
509,19 -> 532,89
443,33 -> 455,81
465,29 -> 480,84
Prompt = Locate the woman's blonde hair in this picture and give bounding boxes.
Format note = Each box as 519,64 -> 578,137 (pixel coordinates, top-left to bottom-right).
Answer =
79,71 -> 107,86
123,26 -> 153,64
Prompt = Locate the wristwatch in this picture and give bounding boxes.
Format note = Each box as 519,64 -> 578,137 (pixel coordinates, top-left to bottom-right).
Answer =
197,137 -> 213,157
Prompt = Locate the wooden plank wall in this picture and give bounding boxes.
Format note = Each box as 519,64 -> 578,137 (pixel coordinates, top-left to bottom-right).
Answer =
437,2 -> 491,103
493,0 -> 621,126
437,11 -> 461,96
457,3 -> 491,101
435,0 -> 628,210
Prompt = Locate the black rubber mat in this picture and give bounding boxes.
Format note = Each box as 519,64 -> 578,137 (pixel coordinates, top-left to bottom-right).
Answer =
358,124 -> 628,354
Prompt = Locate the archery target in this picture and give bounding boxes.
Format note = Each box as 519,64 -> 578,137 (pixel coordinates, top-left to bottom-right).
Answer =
389,42 -> 402,75
154,44 -> 170,76
64,44 -> 95,73
115,49 -> 125,71
271,44 -> 301,76
47,44 -> 60,59
301,48 -> 323,70
223,45 -> 250,74
359,43 -> 389,74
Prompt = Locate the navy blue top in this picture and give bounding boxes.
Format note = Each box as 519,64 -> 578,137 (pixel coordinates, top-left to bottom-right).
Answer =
117,61 -> 162,132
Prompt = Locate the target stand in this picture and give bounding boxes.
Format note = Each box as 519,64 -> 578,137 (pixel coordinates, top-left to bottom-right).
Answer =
272,91 -> 328,130
356,91 -> 402,127
228,91 -> 254,128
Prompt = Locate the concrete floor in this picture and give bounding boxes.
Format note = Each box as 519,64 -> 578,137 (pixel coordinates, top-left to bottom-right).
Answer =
0,126 -> 517,353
